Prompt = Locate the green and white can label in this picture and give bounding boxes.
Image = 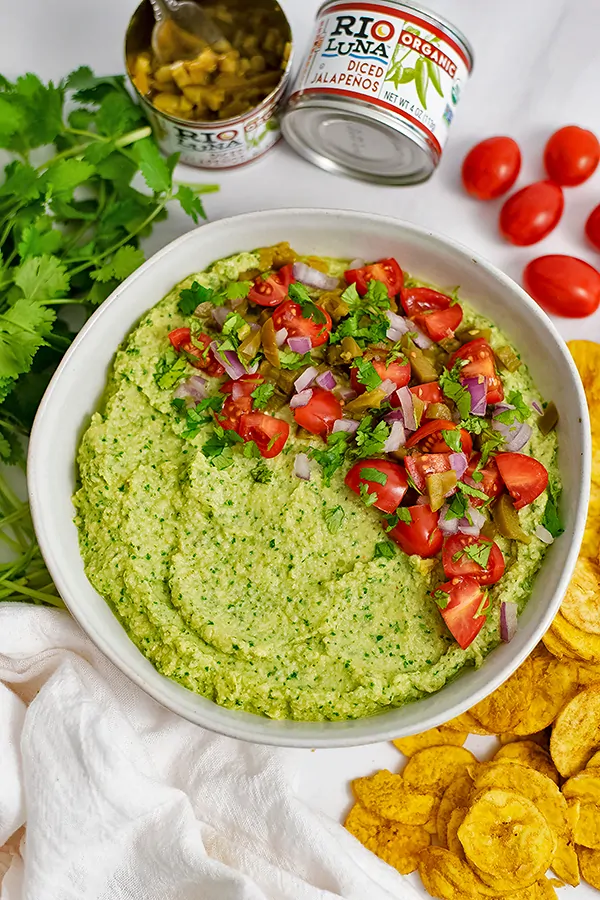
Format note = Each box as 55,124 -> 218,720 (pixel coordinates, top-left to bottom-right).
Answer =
291,1 -> 473,159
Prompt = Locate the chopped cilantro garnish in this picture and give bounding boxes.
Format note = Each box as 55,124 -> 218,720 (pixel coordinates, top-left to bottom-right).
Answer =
457,481 -> 489,502
353,415 -> 390,458
154,352 -> 188,390
495,390 -> 531,425
387,341 -> 407,365
445,492 -> 468,520
288,282 -> 327,326
201,424 -> 243,468
360,466 -> 387,486
250,461 -> 272,483
330,279 -> 390,348
461,542 -> 493,568
359,482 -> 377,507
177,394 -> 224,436
251,382 -> 275,410
439,363 -> 471,419
178,280 -> 251,315
243,440 -> 261,459
374,540 -> 396,560
432,588 -> 450,609
474,594 -> 489,619
479,431 -> 504,467
309,431 -> 350,486
393,508 -> 412,526
542,491 -> 564,538
354,357 -> 383,391
266,431 -> 284,451
324,505 -> 346,534
442,429 -> 462,453
278,349 -> 312,370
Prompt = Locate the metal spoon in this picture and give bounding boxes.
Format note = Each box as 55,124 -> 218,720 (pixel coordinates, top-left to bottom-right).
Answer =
149,0 -> 225,64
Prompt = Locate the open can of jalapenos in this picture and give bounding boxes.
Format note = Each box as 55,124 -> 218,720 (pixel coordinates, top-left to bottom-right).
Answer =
125,0 -> 292,169
281,0 -> 473,184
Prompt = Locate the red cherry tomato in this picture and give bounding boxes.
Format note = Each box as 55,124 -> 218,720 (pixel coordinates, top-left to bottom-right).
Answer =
217,394 -> 253,431
406,420 -> 473,457
448,339 -> 504,405
167,328 -> 225,377
345,458 -> 409,514
388,504 -> 443,559
401,287 -> 463,341
499,181 -> 564,246
495,452 -> 548,510
248,264 -> 295,307
409,382 -> 443,409
293,387 -> 342,437
523,255 -> 600,318
434,576 -> 489,649
464,454 -> 504,507
442,535 -> 505,586
238,412 -> 289,458
344,258 -> 403,297
271,300 -> 332,348
350,354 -> 411,396
461,136 -> 522,201
405,453 -> 452,494
585,204 -> 600,252
544,126 -> 600,187
220,374 -> 264,396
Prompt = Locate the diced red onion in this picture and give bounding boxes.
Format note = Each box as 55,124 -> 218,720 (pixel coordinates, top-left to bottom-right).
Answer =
500,601 -> 518,642
292,261 -> 338,291
348,257 -> 365,270
290,389 -> 313,409
332,418 -> 359,434
535,524 -> 554,544
173,375 -> 207,403
210,342 -> 247,380
449,452 -> 468,480
457,505 -> 486,536
337,386 -> 357,402
492,404 -> 532,451
457,518 -> 481,537
384,409 -> 405,424
385,310 -> 411,341
231,382 -> 245,401
416,495 -> 430,505
288,335 -> 312,355
248,361 -> 260,374
294,452 -> 311,481
211,306 -> 230,329
505,423 -> 532,452
274,327 -> 288,347
380,378 -> 397,397
316,370 -> 336,391
230,293 -> 246,309
294,366 -> 318,393
439,505 -> 459,535
412,324 -> 433,349
384,420 -> 406,452
396,386 -> 416,431
493,402 -> 515,415
531,400 -> 543,415
462,376 -> 487,416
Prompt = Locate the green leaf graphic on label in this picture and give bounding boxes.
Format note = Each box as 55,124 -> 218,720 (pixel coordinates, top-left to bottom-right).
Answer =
426,59 -> 444,97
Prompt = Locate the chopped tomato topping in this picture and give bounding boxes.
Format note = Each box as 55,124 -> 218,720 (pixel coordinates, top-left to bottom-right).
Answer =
434,576 -> 489,649
238,412 -> 289,458
345,459 -> 408,514
344,257 -> 403,297
495,452 -> 549,510
449,339 -> 504,404
167,327 -> 224,377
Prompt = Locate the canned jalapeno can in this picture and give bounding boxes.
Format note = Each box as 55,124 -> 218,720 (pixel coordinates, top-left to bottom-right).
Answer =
281,0 -> 473,184
125,0 -> 293,170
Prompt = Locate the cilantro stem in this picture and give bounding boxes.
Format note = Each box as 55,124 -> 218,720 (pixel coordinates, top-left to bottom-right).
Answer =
0,581 -> 64,606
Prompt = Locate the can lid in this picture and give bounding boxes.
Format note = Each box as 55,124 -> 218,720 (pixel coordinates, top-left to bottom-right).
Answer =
281,98 -> 436,185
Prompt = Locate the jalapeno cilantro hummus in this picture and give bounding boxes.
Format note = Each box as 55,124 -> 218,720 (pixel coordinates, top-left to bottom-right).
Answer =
74,243 -> 562,721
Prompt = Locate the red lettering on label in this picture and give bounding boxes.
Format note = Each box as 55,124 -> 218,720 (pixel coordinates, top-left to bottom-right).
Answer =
399,30 -> 457,78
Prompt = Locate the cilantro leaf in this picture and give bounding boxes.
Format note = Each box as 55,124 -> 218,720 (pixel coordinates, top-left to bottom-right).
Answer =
359,482 -> 377,506
353,415 -> 390,458
461,542 -> 492,568
179,281 -> 216,314
0,299 -> 56,378
353,357 -> 382,391
251,382 -> 275,410
331,280 -> 390,348
17,223 -> 62,259
202,424 -> 243,468
496,390 -> 531,424
324,505 -> 345,534
225,281 -> 252,302
374,540 -> 396,560
175,186 -> 206,224
15,255 -> 69,301
278,350 -> 312,371
288,282 -> 327,326
251,461 -> 272,483
444,492 -> 468,520
154,352 -> 188,390
360,466 -> 387,486
309,431 -> 350,486
243,440 -> 261,459
442,429 -> 462,453
364,279 -> 391,310
44,159 -> 95,197
457,481 -> 489,502
432,588 -> 450,609
542,493 -> 564,538
439,364 -> 471,419
133,137 -> 174,194
90,246 -> 144,283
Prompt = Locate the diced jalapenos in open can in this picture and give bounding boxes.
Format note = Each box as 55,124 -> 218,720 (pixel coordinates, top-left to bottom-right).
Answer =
125,0 -> 293,170
281,0 -> 473,184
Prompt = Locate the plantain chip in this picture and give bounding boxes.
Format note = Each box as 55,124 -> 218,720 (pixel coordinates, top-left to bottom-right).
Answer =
344,802 -> 430,875
572,801 -> 600,849
563,769 -> 600,804
402,745 -> 477,797
511,645 -> 579,735
351,769 -> 436,825
587,749 -> 600,767
542,625 -> 581,662
418,846 -> 497,899
550,686 -> 600,777
561,556 -> 600,634
578,662 -> 600,687
551,611 -> 600,663
577,844 -> 600,889
494,740 -> 559,784
469,656 -> 535,733
567,341 -> 600,558
458,789 -> 556,887
436,771 -> 474,847
498,731 -> 550,749
443,710 -> 495,735
446,807 -> 467,857
392,726 -> 467,756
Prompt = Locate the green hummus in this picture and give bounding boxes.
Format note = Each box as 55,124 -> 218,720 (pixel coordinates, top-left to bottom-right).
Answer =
73,250 -> 559,721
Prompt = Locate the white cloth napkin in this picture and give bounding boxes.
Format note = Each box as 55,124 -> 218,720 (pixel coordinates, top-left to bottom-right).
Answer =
0,604 -> 418,900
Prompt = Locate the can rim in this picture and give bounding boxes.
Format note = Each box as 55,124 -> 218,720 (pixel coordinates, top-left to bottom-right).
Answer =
124,0 -> 294,129
316,0 -> 474,71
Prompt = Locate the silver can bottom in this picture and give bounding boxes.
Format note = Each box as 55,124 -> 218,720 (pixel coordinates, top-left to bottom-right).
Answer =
281,95 -> 438,185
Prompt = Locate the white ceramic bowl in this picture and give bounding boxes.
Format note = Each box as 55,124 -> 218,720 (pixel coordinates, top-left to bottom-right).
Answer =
28,209 -> 590,748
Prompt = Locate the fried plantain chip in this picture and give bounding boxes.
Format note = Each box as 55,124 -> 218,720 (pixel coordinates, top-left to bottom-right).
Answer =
587,749 -> 600,767
392,726 -> 467,756
550,686 -> 600,777
511,646 -> 579,735
561,556 -> 600,635
436,772 -> 474,847
498,730 -> 550,748
494,740 -> 560,784
578,662 -> 600,687
572,801 -> 600,849
469,656 -> 535,733
418,846 -> 497,899
458,789 -> 556,887
551,611 -> 600,663
344,802 -> 430,875
443,710 -> 495,735
446,807 -> 467,857
402,745 -> 477,797
542,625 -> 581,662
351,769 -> 436,825
577,844 -> 600,890
563,769 -> 600,804
567,341 -> 600,558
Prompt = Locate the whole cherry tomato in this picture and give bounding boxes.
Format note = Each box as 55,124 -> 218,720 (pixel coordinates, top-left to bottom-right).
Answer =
499,181 -> 564,246
462,136 -> 522,200
585,204 -> 600,252
544,126 -> 600,187
523,255 -> 600,318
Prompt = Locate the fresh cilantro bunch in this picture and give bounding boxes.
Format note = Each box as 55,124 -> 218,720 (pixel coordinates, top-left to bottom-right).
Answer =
0,66 -> 217,605
330,280 -> 390,347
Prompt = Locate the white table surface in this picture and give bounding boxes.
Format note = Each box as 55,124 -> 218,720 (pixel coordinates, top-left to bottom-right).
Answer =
2,0 -> 600,895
